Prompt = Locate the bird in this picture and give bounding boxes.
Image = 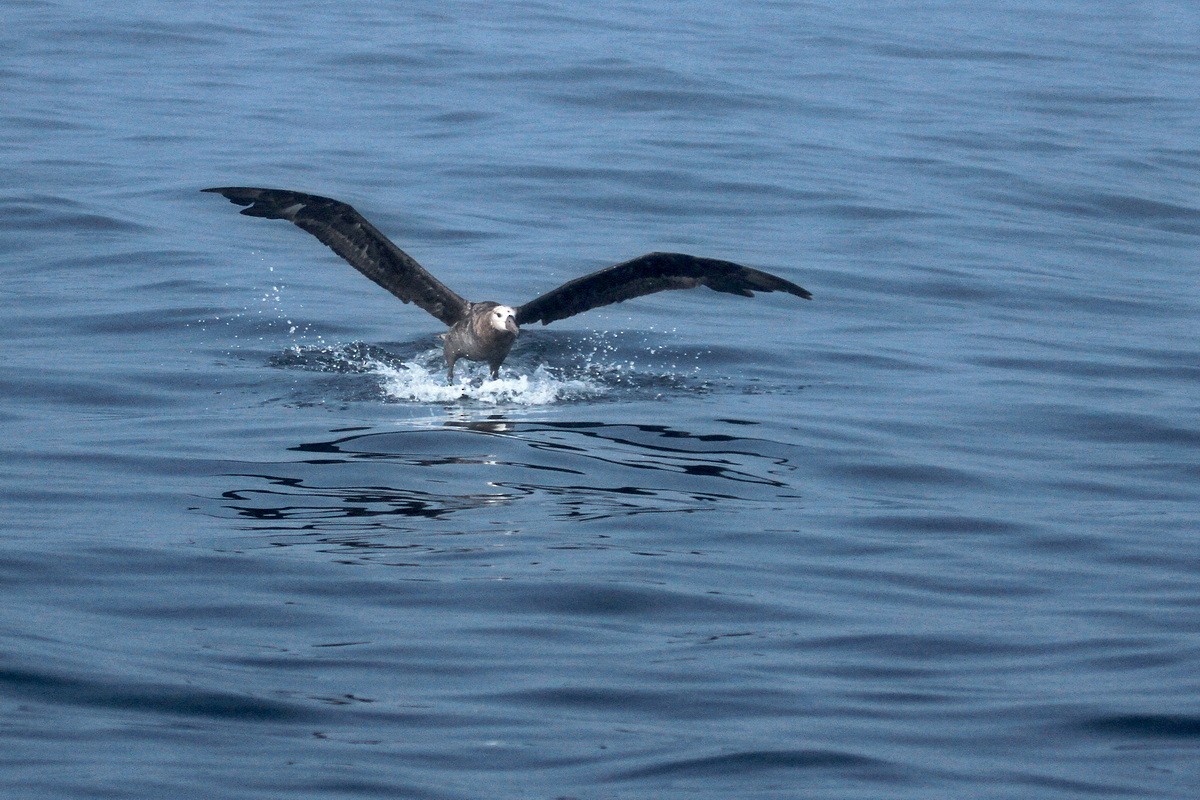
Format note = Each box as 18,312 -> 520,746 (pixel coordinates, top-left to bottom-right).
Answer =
203,187 -> 812,382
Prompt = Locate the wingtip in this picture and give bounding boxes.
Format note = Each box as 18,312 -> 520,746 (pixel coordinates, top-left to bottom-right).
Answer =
744,265 -> 812,301
202,187 -> 264,209
762,269 -> 812,301
201,186 -> 242,202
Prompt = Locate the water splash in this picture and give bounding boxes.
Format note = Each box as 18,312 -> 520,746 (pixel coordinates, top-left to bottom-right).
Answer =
272,342 -> 608,406
264,326 -> 727,406
374,359 -> 603,406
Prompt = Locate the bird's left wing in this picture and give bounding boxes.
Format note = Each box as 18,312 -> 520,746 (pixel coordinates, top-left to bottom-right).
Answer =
515,251 -> 811,326
203,187 -> 470,326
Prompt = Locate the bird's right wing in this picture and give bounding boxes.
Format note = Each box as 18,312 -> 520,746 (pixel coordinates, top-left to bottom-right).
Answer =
204,187 -> 470,326
515,251 -> 811,326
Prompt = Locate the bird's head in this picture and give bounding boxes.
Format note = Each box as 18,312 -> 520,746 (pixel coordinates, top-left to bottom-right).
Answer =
489,305 -> 519,336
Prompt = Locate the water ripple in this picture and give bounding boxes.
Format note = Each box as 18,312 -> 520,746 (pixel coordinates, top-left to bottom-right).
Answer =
609,748 -> 906,781
0,663 -> 314,723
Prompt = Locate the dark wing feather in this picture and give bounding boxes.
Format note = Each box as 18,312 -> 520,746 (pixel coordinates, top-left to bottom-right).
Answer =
515,252 -> 811,326
203,187 -> 470,326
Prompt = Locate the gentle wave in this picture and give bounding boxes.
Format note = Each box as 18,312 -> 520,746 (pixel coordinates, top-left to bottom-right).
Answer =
0,662 -> 314,722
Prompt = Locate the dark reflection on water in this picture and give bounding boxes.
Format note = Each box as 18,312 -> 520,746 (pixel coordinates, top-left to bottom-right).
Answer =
222,473 -> 494,524
213,421 -> 801,556
292,420 -> 795,486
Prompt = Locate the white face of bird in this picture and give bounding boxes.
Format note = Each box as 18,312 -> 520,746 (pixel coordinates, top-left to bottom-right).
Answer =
490,305 -> 519,335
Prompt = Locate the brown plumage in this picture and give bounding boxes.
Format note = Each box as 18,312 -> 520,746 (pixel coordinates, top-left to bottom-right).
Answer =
204,187 -> 812,381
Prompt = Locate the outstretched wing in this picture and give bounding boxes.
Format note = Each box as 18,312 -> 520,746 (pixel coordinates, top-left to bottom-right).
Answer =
203,187 -> 470,326
515,251 -> 811,326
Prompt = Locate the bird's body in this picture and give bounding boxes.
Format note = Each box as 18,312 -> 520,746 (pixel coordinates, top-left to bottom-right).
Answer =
441,302 -> 519,381
203,187 -> 811,381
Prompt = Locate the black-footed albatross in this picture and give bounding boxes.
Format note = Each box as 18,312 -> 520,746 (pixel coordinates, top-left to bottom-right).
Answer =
203,187 -> 812,381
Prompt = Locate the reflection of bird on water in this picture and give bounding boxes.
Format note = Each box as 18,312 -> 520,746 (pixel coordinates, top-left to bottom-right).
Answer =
204,187 -> 812,382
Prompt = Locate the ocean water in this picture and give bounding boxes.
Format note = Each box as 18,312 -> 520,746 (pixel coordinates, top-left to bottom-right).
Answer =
3,1 -> 1199,798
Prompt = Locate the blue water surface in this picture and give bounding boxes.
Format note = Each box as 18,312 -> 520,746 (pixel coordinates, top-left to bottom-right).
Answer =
2,1 -> 1199,798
